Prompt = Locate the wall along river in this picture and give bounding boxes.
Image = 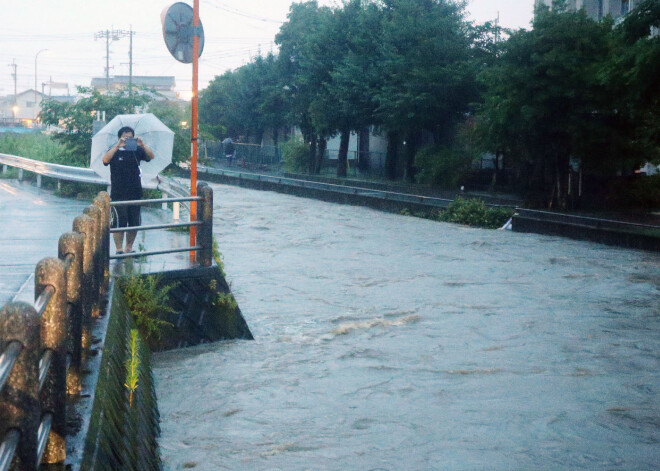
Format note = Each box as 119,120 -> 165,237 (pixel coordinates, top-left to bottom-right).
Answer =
154,182 -> 659,470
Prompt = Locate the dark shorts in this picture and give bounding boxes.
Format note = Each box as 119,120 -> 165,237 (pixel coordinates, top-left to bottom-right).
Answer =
111,205 -> 141,229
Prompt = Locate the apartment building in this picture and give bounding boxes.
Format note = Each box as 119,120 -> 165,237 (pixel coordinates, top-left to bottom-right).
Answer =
536,0 -> 638,21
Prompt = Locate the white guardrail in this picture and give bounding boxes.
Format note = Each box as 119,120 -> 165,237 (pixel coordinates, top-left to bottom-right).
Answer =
0,152 -> 190,200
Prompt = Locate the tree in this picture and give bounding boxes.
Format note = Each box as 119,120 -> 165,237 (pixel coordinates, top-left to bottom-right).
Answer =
146,100 -> 191,166
476,2 -> 614,207
375,0 -> 477,181
39,87 -> 149,167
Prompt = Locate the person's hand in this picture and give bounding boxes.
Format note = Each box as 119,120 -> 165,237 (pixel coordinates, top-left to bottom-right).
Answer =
137,137 -> 145,148
117,137 -> 126,148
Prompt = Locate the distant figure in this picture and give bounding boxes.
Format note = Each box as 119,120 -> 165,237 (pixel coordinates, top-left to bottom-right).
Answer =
102,126 -> 155,254
223,137 -> 235,167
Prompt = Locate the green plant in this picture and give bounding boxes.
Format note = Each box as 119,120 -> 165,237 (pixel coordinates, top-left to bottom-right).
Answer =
212,236 -> 225,276
120,274 -> 177,340
125,329 -> 140,408
281,138 -> 309,172
439,197 -> 513,229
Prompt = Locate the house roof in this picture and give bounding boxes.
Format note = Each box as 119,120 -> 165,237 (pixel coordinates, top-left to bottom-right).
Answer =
91,76 -> 176,90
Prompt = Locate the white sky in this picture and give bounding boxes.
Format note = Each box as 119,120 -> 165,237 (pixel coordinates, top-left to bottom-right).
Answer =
0,0 -> 534,99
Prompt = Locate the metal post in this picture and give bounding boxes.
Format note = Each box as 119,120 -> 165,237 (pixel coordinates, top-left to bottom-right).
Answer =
173,201 -> 180,221
18,169 -> 23,181
83,205 -> 102,318
93,192 -> 111,290
0,302 -> 41,471
36,175 -> 42,188
196,183 -> 213,267
73,214 -> 95,350
35,257 -> 67,464
58,232 -> 84,395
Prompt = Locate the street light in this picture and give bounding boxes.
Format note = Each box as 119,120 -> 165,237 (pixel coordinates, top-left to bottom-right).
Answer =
35,49 -> 48,104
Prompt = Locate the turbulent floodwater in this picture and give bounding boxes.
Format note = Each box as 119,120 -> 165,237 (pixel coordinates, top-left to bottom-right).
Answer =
154,183 -> 660,471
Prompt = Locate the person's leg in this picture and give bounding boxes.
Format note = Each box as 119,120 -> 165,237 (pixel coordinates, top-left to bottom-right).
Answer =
124,205 -> 141,252
112,206 -> 128,253
113,232 -> 125,252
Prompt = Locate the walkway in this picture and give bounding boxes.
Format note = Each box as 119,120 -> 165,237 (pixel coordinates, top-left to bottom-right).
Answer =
0,179 -> 191,306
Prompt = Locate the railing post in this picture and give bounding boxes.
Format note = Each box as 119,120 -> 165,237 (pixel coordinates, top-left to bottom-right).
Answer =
0,302 -> 41,471
35,257 -> 67,465
83,205 -> 102,318
58,231 -> 84,395
93,192 -> 111,291
73,214 -> 95,350
196,183 -> 213,267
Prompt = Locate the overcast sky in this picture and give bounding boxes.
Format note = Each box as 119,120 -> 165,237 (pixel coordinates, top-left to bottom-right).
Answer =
0,0 -> 535,99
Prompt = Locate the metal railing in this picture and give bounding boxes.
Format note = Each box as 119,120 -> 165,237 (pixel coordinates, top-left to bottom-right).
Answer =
0,182 -> 214,469
0,192 -> 109,471
109,183 -> 214,265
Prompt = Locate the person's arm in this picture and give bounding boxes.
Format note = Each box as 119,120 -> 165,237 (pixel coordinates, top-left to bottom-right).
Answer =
102,137 -> 125,165
137,138 -> 155,161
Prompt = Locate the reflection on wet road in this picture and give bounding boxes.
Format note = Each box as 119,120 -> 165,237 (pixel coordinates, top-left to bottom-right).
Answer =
153,183 -> 659,470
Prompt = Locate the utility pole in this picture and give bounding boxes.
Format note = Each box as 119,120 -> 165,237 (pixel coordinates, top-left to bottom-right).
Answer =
9,59 -> 17,104
94,29 -> 129,91
120,27 -> 136,97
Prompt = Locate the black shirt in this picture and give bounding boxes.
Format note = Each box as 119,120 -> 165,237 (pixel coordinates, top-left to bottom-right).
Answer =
105,147 -> 148,201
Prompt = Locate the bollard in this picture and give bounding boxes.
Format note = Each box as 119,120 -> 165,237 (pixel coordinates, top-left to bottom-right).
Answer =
196,183 -> 213,267
73,214 -> 95,350
58,231 -> 84,395
93,192 -> 111,292
35,257 -> 68,465
83,205 -> 102,318
0,302 -> 41,471
173,201 -> 180,221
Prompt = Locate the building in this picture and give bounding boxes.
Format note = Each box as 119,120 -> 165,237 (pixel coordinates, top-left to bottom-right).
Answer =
90,76 -> 178,100
0,89 -> 47,123
536,0 -> 639,21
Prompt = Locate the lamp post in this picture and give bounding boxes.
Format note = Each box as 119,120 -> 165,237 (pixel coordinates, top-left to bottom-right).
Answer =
35,49 -> 48,106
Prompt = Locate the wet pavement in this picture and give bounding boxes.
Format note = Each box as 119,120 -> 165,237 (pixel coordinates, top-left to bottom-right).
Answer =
0,178 -> 192,306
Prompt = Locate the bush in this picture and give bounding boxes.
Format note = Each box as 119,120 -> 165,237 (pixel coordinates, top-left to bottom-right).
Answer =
0,132 -> 64,162
414,145 -> 474,188
119,273 -> 177,341
439,197 -> 513,228
281,138 -> 308,172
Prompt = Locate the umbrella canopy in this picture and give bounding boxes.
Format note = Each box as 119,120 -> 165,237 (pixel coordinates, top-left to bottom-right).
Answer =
90,113 -> 174,184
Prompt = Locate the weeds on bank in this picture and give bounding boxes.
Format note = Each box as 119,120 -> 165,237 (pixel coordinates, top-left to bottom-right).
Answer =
438,197 -> 513,229
125,329 -> 140,408
119,273 -> 177,341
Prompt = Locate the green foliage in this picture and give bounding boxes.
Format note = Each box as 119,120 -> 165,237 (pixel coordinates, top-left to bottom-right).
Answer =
0,132 -> 64,162
281,138 -> 309,172
146,100 -> 190,166
38,86 -> 151,167
119,274 -> 177,341
439,197 -> 513,228
212,236 -> 226,276
125,329 -> 140,408
415,145 -> 473,188
605,175 -> 660,209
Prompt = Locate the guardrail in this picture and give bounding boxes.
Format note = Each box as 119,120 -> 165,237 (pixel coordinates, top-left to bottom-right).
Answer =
0,183 -> 214,469
0,193 -> 109,471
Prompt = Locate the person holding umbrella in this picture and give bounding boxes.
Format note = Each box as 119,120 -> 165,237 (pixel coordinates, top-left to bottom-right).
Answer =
102,126 -> 155,254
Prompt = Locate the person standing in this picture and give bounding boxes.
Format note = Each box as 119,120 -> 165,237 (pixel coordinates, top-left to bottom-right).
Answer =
102,126 -> 155,254
223,137 -> 235,167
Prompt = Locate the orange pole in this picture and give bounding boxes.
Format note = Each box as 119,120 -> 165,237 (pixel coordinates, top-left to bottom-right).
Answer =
190,0 -> 200,262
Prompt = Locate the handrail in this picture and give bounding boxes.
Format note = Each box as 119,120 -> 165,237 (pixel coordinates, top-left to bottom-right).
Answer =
0,341 -> 22,392
108,182 -> 214,263
0,192 -> 111,469
1,183 -> 215,469
0,430 -> 19,471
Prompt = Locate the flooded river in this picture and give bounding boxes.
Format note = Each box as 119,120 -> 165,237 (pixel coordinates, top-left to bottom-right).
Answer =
154,183 -> 660,470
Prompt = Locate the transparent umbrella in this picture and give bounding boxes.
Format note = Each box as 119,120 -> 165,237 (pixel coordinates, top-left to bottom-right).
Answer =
90,113 -> 174,185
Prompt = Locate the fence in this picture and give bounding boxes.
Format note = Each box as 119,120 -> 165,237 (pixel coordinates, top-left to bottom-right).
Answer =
0,183 -> 214,470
